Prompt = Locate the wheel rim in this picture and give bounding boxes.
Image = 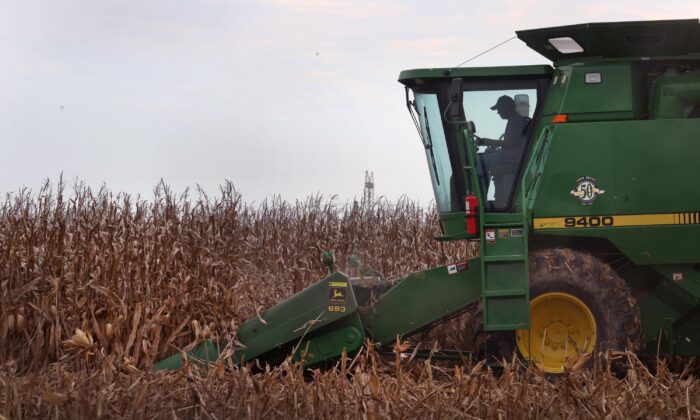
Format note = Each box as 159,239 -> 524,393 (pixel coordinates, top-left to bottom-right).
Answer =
515,292 -> 597,374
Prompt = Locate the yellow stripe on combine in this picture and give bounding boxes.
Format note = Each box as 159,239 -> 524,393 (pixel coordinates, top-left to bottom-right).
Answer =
612,213 -> 677,226
532,218 -> 566,229
533,212 -> 700,230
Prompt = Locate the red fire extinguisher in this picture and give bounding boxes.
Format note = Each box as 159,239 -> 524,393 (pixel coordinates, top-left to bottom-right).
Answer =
465,194 -> 479,235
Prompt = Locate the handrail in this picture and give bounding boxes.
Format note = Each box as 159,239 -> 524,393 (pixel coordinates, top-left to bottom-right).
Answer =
520,127 -> 552,213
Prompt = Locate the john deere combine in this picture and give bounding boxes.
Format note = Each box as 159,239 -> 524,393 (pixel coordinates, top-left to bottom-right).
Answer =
157,19 -> 700,374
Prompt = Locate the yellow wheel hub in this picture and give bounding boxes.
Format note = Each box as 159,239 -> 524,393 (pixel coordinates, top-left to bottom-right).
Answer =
516,292 -> 597,374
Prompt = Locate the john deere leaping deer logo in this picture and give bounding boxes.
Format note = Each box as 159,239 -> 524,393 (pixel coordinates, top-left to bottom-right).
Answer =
328,282 -> 347,303
571,176 -> 605,205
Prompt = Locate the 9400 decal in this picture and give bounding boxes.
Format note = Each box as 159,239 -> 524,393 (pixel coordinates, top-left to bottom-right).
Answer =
563,216 -> 614,228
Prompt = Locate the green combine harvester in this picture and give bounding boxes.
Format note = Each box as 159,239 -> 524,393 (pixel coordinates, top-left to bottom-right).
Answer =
157,19 -> 700,374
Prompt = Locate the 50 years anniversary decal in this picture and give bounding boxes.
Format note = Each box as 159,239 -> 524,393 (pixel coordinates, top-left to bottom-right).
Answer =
570,176 -> 605,205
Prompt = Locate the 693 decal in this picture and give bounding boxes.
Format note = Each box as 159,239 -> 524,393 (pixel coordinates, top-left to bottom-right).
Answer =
564,216 -> 614,228
328,305 -> 346,313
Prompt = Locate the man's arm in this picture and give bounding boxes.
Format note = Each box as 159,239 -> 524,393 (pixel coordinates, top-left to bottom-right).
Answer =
475,136 -> 502,148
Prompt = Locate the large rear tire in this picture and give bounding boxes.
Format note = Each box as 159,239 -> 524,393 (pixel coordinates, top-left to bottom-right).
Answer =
473,248 -> 641,374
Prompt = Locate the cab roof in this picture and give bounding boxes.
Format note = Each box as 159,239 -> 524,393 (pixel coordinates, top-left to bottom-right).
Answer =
517,19 -> 700,62
398,65 -> 552,86
398,19 -> 700,83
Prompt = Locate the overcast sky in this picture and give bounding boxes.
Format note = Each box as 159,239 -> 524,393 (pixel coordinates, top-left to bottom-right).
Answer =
2,1 -> 698,204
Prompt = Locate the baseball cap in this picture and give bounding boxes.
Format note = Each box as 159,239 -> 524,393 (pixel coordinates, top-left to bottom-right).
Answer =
490,95 -> 515,110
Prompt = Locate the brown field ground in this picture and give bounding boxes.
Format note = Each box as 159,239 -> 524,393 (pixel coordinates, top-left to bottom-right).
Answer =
1,180 -> 699,419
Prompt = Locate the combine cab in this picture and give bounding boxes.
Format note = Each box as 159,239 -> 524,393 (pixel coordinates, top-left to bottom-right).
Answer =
157,19 -> 700,374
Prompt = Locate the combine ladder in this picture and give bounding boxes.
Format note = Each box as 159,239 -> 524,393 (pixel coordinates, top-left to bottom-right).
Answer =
478,128 -> 554,331
480,212 -> 530,330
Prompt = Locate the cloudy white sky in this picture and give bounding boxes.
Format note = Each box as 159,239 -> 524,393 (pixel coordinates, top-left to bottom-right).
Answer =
1,1 -> 698,204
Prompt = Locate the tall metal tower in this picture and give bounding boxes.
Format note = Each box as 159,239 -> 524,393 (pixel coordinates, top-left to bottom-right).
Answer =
363,171 -> 374,207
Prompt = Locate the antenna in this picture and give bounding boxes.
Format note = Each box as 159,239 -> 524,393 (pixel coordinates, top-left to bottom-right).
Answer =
363,171 -> 374,209
446,36 -> 516,74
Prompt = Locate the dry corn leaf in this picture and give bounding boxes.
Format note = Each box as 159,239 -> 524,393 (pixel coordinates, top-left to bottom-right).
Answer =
42,391 -> 68,406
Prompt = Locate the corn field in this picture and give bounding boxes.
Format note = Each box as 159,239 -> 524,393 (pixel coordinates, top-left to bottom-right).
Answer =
0,180 -> 698,419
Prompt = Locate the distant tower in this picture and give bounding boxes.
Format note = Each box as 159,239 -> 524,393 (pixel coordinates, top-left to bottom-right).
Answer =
363,171 -> 374,208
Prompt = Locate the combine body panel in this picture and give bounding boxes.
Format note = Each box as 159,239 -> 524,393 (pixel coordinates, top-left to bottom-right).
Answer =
157,19 -> 700,373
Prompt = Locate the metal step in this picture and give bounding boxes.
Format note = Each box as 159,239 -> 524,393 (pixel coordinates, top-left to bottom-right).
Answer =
483,222 -> 524,228
484,289 -> 527,297
483,255 -> 525,262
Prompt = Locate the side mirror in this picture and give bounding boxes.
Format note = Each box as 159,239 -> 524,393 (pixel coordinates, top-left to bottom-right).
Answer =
447,78 -> 464,119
